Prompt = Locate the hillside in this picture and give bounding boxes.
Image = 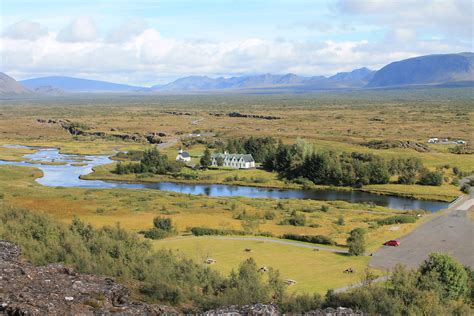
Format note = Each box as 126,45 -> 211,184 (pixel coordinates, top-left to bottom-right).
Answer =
20,76 -> 145,93
368,53 -> 474,87
0,72 -> 31,95
153,68 -> 374,92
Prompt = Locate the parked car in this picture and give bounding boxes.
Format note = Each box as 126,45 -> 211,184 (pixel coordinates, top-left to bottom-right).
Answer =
384,240 -> 400,246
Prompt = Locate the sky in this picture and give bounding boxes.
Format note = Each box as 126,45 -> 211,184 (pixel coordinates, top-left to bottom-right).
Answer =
0,0 -> 472,86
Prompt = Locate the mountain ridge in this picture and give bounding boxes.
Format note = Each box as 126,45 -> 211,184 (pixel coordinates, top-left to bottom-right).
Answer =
20,76 -> 144,93
2,52 -> 472,95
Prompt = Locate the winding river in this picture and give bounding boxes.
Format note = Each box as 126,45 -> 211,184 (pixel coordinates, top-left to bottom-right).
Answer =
0,146 -> 449,212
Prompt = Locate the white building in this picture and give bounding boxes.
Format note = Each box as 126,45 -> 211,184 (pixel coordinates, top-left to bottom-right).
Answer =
176,149 -> 191,162
428,137 -> 439,144
211,152 -> 255,169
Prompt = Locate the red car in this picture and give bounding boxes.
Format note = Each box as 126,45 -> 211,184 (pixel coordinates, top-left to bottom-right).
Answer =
384,240 -> 400,246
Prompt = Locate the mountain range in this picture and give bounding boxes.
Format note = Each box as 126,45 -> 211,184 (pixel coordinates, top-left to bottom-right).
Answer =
1,52 -> 472,96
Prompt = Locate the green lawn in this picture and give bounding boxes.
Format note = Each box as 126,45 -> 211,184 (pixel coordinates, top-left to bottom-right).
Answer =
153,236 -> 373,294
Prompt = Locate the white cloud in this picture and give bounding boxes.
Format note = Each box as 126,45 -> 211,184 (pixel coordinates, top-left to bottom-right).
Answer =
3,20 -> 48,40
337,0 -> 472,38
106,19 -> 148,43
1,11 -> 472,86
56,16 -> 99,42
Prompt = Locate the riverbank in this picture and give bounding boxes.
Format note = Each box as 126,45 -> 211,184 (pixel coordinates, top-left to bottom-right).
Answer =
83,162 -> 460,203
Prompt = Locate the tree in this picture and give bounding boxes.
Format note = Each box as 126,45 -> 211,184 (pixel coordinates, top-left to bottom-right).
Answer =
418,253 -> 469,300
200,148 -> 212,168
419,170 -> 443,186
347,228 -> 366,256
216,155 -> 225,167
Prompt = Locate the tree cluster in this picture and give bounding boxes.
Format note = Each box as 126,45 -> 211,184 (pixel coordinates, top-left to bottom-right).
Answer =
217,137 -> 278,163
261,140 -> 441,187
115,148 -> 184,175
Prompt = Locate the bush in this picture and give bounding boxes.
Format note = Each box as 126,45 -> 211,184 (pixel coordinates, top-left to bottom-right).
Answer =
377,215 -> 417,226
153,216 -> 173,231
460,184 -> 471,194
264,210 -> 276,220
282,234 -> 335,246
347,228 -> 366,256
419,170 -> 443,186
190,227 -> 245,236
419,253 -> 470,300
337,216 -> 345,226
320,205 -> 329,212
280,293 -> 323,313
280,211 -> 306,226
143,227 -> 169,240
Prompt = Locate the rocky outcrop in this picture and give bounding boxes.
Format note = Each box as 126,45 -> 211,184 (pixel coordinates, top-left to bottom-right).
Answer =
0,241 -> 177,315
210,112 -> 281,120
203,304 -> 279,315
203,305 -> 365,315
36,118 -> 165,144
363,140 -> 429,152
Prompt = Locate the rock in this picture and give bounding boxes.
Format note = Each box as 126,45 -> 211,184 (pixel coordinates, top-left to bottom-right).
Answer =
203,305 -> 367,316
0,240 -> 177,315
203,303 -> 280,316
363,140 -> 429,152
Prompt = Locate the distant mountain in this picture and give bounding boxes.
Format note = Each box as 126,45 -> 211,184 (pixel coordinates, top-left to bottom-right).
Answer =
10,52 -> 473,94
32,85 -> 65,96
368,53 -> 474,87
20,76 -> 145,93
329,67 -> 375,82
153,69 -> 373,92
0,72 -> 31,95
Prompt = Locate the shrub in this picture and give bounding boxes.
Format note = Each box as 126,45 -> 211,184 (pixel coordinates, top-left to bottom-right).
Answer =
280,211 -> 306,226
419,253 -> 469,300
264,210 -> 276,220
320,205 -> 329,212
153,216 -> 173,231
282,234 -> 335,246
377,215 -> 417,226
419,170 -> 443,186
143,227 -> 169,240
190,227 -> 245,236
337,216 -> 345,226
460,184 -> 471,194
347,228 -> 366,256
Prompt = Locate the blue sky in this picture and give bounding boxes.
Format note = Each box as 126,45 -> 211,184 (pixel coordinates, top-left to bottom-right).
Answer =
1,0 -> 472,85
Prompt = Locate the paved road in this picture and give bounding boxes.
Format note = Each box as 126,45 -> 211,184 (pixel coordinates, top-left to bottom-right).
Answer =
370,196 -> 474,270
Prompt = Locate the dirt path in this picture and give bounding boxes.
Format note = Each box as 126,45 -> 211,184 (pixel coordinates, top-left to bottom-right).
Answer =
333,276 -> 388,293
191,117 -> 204,125
156,137 -> 178,149
370,195 -> 474,270
163,236 -> 348,254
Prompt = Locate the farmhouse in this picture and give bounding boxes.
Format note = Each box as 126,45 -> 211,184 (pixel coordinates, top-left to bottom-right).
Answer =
211,152 -> 255,169
176,149 -> 191,162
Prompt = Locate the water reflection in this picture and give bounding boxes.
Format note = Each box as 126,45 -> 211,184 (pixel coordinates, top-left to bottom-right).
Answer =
0,146 -> 449,212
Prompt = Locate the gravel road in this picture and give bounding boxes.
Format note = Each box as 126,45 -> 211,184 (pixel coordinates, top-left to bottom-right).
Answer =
370,195 -> 474,270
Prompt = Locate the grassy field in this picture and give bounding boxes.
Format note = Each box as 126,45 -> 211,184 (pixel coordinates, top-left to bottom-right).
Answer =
0,91 -> 471,295
0,93 -> 471,201
153,236 -> 374,294
0,164 -> 425,247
